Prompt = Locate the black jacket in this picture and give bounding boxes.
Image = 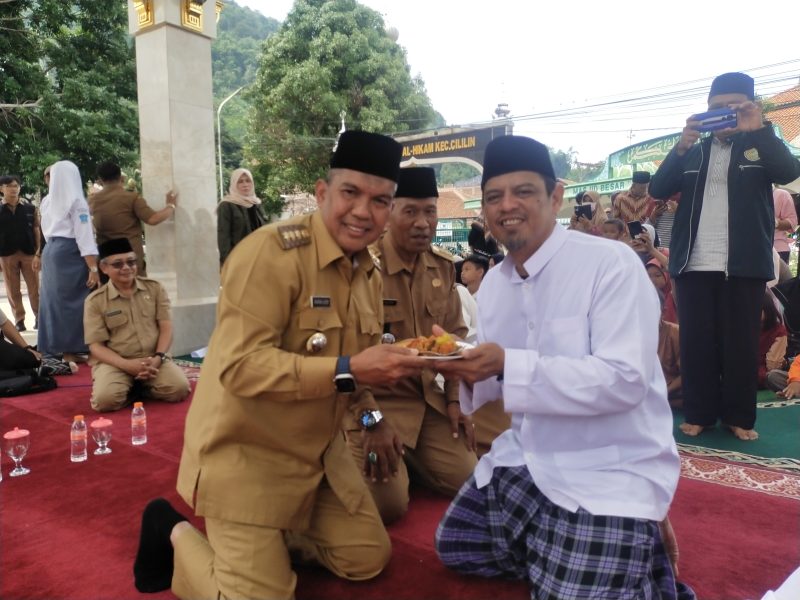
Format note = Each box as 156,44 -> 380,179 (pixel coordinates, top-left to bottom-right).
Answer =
650,126 -> 800,279
217,201 -> 267,266
0,202 -> 37,256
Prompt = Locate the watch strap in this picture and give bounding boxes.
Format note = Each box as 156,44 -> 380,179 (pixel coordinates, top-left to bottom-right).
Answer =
335,355 -> 351,377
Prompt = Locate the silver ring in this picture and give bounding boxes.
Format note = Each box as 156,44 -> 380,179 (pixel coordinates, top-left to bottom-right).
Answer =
368,451 -> 378,464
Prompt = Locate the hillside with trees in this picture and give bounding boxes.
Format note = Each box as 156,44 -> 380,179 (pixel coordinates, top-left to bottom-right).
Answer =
246,0 -> 438,213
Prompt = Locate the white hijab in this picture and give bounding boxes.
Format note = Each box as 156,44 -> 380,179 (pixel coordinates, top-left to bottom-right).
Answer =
222,168 -> 261,208
42,161 -> 85,233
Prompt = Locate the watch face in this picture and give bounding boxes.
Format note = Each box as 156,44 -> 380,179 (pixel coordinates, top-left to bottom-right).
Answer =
335,374 -> 356,393
360,412 -> 374,428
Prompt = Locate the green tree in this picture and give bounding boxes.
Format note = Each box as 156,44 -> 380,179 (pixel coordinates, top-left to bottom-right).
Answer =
213,1 -> 280,189
1,1 -> 139,192
0,0 -> 55,187
246,0 -> 437,215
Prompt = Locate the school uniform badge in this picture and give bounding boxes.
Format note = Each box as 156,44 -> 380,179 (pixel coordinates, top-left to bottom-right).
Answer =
743,148 -> 760,162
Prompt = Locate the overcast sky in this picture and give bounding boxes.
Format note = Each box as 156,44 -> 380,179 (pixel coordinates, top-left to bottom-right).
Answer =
236,0 -> 800,163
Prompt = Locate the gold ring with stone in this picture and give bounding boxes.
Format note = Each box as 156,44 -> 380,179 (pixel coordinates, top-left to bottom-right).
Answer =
368,451 -> 378,464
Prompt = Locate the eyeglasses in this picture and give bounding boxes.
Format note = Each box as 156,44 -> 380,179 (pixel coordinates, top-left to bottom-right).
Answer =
105,258 -> 138,270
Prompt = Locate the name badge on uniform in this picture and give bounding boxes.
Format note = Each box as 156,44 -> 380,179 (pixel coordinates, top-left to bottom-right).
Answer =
383,298 -> 398,306
105,309 -> 122,317
311,296 -> 331,308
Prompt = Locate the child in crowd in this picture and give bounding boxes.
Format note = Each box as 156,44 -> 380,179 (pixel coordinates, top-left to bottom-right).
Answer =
759,291 -> 787,389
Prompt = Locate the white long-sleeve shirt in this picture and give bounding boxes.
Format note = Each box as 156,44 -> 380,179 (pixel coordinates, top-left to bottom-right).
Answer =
462,224 -> 679,521
40,194 -> 98,257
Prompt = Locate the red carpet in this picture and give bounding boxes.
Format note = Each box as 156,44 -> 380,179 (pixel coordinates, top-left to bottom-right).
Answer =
1,366 -> 798,600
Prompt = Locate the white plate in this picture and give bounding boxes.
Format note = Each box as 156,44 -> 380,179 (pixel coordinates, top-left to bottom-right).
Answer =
417,341 -> 474,360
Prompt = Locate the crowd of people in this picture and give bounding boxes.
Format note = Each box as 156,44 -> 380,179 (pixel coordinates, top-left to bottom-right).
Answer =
4,69 -> 800,599
0,160 -> 189,410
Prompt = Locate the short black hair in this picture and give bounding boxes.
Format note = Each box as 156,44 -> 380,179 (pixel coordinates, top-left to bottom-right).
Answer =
96,161 -> 122,182
0,175 -> 21,186
464,253 -> 489,274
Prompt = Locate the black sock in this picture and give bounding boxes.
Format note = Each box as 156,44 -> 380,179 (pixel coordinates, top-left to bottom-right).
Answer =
133,498 -> 188,593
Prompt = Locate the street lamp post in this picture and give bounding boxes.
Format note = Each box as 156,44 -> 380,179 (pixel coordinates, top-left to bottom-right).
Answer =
216,85 -> 244,201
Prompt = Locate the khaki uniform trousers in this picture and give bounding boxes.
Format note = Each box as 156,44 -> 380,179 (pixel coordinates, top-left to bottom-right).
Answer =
348,403 -> 477,524
90,361 -> 190,412
0,251 -> 39,324
171,482 -> 390,600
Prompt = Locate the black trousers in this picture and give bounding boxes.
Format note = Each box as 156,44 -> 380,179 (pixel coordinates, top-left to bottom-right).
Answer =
674,272 -> 766,429
0,339 -> 39,371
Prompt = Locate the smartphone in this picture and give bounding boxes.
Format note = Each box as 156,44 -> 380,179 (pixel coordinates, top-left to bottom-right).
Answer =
627,220 -> 644,238
689,107 -> 737,133
574,204 -> 593,220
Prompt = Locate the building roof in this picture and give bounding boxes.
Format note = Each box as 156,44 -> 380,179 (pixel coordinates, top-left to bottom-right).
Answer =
437,188 -> 481,219
767,85 -> 800,146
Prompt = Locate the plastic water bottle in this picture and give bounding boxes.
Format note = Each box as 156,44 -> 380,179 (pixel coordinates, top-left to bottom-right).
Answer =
131,402 -> 147,445
70,415 -> 88,462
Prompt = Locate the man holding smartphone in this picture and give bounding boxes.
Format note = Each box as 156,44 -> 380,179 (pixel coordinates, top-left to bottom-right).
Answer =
650,71 -> 800,441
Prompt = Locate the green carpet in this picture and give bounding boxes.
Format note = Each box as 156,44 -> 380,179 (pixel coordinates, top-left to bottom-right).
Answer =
175,354 -> 204,364
672,391 -> 800,465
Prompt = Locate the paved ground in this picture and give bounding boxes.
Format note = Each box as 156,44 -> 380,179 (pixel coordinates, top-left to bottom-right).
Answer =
0,274 -> 39,347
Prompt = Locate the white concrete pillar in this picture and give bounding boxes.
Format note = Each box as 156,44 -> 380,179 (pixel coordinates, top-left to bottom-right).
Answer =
128,0 -> 223,355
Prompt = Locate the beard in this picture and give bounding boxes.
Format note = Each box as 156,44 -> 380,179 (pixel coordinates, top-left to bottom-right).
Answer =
501,234 -> 527,252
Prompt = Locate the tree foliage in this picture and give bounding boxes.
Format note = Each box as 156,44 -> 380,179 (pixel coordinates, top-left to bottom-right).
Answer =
0,0 -> 138,194
246,0 -> 437,214
212,1 -> 279,176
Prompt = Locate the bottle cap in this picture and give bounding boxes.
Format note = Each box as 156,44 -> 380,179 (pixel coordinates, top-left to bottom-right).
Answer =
133,402 -> 144,408
74,415 -> 84,421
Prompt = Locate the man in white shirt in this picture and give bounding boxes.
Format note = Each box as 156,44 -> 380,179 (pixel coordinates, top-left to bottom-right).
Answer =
434,136 -> 685,599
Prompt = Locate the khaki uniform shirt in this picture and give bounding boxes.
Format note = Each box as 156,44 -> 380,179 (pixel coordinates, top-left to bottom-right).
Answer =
177,212 -> 383,530
369,232 -> 466,447
88,184 -> 156,273
83,277 -> 171,359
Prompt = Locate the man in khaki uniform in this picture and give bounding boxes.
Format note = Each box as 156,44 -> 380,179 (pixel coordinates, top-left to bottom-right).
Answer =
90,162 -> 178,275
84,238 -> 189,412
133,131 -> 429,599
348,167 -> 477,523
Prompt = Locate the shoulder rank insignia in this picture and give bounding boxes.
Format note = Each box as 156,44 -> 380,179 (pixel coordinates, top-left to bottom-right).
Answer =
431,245 -> 455,262
368,245 -> 383,271
277,224 -> 311,250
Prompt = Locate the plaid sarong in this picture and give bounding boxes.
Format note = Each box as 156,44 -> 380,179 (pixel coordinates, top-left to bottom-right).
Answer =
435,465 -> 688,600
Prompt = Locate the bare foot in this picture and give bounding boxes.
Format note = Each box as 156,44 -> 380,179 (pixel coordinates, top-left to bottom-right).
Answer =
728,425 -> 759,441
679,423 -> 705,436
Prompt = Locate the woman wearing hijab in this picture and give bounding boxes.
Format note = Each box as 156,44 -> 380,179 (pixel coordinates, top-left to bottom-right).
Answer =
568,190 -> 608,236
217,168 -> 267,266
38,161 -> 99,362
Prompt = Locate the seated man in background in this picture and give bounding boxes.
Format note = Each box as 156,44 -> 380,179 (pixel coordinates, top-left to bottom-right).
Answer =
356,166 -> 476,523
84,238 -> 189,412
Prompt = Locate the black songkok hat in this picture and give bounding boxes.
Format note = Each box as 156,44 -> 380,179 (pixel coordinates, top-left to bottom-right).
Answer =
395,167 -> 438,199
632,171 -> 651,184
708,72 -> 755,101
98,238 -> 134,261
330,130 -> 402,183
481,136 -> 555,189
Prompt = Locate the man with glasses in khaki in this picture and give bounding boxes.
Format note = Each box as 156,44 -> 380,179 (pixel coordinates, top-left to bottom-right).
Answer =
83,237 -> 189,412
